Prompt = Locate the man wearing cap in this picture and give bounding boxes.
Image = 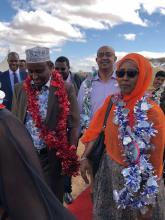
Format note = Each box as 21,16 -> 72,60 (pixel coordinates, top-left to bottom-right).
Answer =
12,46 -> 80,203
0,90 -> 76,220
0,52 -> 27,110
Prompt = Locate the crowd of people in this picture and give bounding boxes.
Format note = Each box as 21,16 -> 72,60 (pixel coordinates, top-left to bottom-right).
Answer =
0,45 -> 164,220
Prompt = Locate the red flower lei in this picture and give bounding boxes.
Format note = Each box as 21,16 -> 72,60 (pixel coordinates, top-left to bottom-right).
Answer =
0,104 -> 5,109
23,71 -> 79,176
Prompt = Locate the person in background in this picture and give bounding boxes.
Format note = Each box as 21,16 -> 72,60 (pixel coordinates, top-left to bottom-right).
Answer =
19,59 -> 27,72
55,56 -> 84,204
12,47 -> 80,203
153,70 -> 165,90
151,70 -> 165,185
80,53 -> 165,220
0,90 -> 76,220
152,70 -> 165,113
0,52 -> 27,110
55,56 -> 85,95
77,45 -> 119,134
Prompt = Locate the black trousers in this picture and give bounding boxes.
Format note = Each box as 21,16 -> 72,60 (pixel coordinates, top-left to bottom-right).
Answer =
37,149 -> 64,203
64,175 -> 72,193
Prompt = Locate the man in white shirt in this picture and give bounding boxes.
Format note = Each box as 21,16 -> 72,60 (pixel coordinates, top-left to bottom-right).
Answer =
0,52 -> 27,110
78,45 -> 119,132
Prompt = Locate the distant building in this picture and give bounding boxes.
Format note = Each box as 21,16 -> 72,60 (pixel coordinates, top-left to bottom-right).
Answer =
150,57 -> 165,71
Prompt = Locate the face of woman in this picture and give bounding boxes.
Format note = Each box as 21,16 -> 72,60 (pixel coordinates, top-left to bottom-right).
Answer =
116,60 -> 139,95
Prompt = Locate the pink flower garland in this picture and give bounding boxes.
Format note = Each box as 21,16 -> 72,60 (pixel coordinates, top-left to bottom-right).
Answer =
23,71 -> 79,176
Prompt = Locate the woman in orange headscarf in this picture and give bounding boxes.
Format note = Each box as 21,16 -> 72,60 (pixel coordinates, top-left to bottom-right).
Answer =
80,53 -> 165,220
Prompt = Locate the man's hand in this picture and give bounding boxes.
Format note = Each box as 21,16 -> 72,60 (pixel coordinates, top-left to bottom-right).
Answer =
80,159 -> 93,184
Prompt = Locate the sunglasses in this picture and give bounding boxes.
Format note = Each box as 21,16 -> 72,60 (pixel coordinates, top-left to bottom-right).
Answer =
116,69 -> 138,78
55,67 -> 66,71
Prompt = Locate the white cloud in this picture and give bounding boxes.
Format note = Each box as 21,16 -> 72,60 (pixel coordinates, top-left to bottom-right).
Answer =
140,1 -> 165,14
0,9 -> 84,59
0,0 -> 165,67
123,33 -> 136,41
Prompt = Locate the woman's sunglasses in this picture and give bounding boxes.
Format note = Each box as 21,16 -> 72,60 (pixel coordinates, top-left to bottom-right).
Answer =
116,69 -> 138,78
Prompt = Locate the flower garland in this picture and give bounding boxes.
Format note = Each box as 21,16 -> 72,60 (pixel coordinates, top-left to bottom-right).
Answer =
112,94 -> 159,211
0,90 -> 5,109
80,71 -> 97,130
23,71 -> 79,176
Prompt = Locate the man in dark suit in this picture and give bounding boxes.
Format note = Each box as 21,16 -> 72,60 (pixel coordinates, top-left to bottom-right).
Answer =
55,56 -> 84,204
55,56 -> 85,95
0,52 -> 27,110
12,47 -> 79,203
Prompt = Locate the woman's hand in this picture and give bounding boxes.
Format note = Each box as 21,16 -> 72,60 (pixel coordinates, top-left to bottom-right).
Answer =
137,207 -> 153,220
80,158 -> 93,184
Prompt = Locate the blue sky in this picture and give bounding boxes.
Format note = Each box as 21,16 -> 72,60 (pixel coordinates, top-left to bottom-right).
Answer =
0,0 -> 165,71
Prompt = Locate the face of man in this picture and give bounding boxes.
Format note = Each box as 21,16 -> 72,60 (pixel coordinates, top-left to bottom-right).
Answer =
55,61 -> 69,80
27,62 -> 51,89
19,60 -> 26,71
8,53 -> 19,72
96,46 -> 116,73
153,76 -> 165,89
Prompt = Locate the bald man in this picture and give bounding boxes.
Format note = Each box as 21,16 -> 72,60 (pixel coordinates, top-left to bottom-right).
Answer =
78,45 -> 119,133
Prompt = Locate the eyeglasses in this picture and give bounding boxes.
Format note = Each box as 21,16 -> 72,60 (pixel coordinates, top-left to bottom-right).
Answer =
116,69 -> 138,78
97,52 -> 115,58
55,67 -> 66,71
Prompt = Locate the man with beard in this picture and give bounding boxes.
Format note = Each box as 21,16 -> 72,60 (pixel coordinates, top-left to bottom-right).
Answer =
78,45 -> 119,134
55,56 -> 85,95
0,90 -> 75,220
12,46 -> 79,203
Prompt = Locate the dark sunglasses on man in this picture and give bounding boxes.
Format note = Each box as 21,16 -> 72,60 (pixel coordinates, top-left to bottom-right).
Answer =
116,69 -> 138,78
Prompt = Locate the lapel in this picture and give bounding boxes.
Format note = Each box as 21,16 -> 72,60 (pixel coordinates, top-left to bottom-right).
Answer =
70,73 -> 78,95
21,90 -> 28,121
18,86 -> 28,122
44,86 -> 60,130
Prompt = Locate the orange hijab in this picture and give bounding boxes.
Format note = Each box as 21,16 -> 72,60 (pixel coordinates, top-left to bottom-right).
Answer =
81,53 -> 165,177
117,53 -> 152,109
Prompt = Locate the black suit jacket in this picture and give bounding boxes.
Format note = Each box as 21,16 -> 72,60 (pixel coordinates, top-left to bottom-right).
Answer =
0,70 -> 27,110
70,72 -> 85,95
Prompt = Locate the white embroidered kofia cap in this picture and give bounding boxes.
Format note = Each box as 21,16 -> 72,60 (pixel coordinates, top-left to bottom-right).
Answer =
25,46 -> 50,63
0,90 -> 5,104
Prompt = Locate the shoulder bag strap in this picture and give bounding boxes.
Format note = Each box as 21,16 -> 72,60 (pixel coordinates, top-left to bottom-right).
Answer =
103,98 -> 113,128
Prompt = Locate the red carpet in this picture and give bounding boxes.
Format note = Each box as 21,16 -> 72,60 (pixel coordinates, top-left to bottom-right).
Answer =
68,187 -> 93,220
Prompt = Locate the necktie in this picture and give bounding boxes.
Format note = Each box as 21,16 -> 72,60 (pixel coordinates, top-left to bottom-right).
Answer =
13,72 -> 18,84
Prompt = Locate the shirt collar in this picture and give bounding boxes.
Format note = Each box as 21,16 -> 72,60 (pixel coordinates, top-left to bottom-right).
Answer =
9,68 -> 19,74
45,78 -> 51,88
31,78 -> 51,90
92,70 -> 116,81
